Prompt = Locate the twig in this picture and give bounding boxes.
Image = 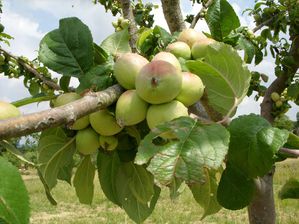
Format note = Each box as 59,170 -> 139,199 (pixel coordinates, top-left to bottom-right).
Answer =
279,147 -> 299,158
190,0 -> 213,29
252,17 -> 275,33
0,48 -> 61,91
0,84 -> 123,140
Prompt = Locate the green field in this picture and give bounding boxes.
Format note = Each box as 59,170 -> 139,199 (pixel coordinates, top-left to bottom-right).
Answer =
24,159 -> 299,224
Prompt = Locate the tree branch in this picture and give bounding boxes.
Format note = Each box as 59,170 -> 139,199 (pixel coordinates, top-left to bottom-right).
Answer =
0,48 -> 61,91
0,84 -> 123,140
279,147 -> 299,158
161,0 -> 186,33
119,0 -> 138,52
190,0 -> 213,29
253,17 -> 275,33
260,35 -> 299,123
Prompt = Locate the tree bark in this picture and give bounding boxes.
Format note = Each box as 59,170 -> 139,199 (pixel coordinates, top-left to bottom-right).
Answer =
249,35 -> 299,224
248,169 -> 276,224
161,0 -> 186,33
0,84 -> 123,140
119,0 -> 138,52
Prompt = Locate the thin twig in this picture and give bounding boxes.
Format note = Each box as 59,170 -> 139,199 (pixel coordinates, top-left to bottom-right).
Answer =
190,0 -> 213,29
0,48 -> 61,91
252,17 -> 275,33
279,147 -> 299,158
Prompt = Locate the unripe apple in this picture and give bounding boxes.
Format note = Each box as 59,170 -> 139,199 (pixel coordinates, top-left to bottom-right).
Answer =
146,100 -> 188,129
191,38 -> 216,59
76,127 -> 100,155
114,53 -> 149,89
89,109 -> 123,136
166,41 -> 191,60
99,135 -> 118,151
152,52 -> 182,72
271,92 -> 280,102
176,72 -> 205,106
54,92 -> 89,130
0,101 -> 21,120
178,28 -> 207,48
136,60 -> 183,104
116,90 -> 148,126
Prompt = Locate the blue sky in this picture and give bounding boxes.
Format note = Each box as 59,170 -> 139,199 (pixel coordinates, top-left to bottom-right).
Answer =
0,0 -> 295,118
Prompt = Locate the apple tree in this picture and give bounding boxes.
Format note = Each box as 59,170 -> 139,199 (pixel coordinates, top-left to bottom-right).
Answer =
0,0 -> 299,223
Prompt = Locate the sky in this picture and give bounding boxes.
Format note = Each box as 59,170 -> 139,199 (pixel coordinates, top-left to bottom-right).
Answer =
0,0 -> 296,119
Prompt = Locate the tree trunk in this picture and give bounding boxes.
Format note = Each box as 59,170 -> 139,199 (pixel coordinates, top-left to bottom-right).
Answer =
248,168 -> 276,224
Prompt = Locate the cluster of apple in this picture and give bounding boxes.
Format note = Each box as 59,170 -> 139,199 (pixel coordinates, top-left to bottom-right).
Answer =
112,29 -> 213,132
112,17 -> 130,32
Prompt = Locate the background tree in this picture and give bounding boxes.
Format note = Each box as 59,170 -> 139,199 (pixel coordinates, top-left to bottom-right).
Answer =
0,0 -> 299,224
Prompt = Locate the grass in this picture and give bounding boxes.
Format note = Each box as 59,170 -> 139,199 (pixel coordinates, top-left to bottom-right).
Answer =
24,159 -> 299,224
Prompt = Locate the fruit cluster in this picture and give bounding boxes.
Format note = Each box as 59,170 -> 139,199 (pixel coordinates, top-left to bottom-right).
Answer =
0,29 -> 215,157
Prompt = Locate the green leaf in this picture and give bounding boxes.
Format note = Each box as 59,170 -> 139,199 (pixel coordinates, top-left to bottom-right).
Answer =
135,117 -> 229,185
0,157 -> 30,224
38,127 -> 76,189
186,42 -> 251,117
228,114 -> 289,178
287,83 -> 299,99
97,151 -> 121,206
100,29 -> 131,56
189,169 -> 222,219
279,178 -> 299,199
36,168 -> 57,205
217,164 -> 255,210
205,0 -> 240,41
29,82 -> 40,96
76,64 -> 114,93
94,43 -> 109,64
168,177 -> 185,200
0,140 -> 35,166
73,155 -> 96,204
237,36 -> 255,64
59,76 -> 71,92
39,17 -> 94,77
116,162 -> 160,223
11,93 -> 57,108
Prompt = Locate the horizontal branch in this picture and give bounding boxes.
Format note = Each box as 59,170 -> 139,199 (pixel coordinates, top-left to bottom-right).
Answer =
0,85 -> 123,140
0,48 -> 61,91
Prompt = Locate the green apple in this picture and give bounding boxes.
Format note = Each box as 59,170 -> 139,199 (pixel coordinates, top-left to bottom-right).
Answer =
152,52 -> 182,72
89,109 -> 123,136
191,38 -> 215,59
116,90 -> 148,126
0,101 -> 21,120
136,60 -> 183,104
146,100 -> 188,129
76,127 -> 100,155
176,72 -> 205,106
166,41 -> 191,59
178,28 -> 207,48
99,135 -> 118,151
113,53 -> 149,89
54,92 -> 89,130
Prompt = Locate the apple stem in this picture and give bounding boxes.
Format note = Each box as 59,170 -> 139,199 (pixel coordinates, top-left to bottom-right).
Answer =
151,77 -> 159,87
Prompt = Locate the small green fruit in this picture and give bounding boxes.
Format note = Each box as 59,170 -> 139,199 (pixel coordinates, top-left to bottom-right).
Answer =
76,127 -> 100,155
116,90 -> 148,126
99,135 -> 118,151
275,100 -> 283,108
271,92 -> 280,102
136,60 -> 183,104
54,93 -> 89,130
0,101 -> 21,120
166,41 -> 191,59
191,38 -> 215,59
114,53 -> 149,89
146,100 -> 188,129
176,72 -> 205,106
152,52 -> 182,72
89,109 -> 123,136
178,29 -> 207,48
